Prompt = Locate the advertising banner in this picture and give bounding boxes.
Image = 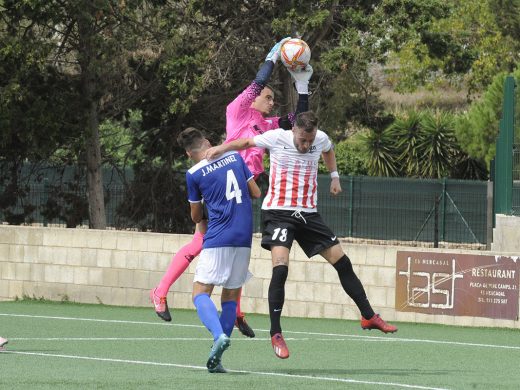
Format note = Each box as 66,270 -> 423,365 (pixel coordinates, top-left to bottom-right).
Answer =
396,251 -> 519,320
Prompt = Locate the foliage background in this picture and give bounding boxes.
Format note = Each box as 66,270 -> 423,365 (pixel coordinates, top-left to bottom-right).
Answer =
1,0 -> 519,231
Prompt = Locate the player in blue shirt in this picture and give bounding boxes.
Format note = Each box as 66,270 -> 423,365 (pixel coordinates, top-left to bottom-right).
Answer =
178,127 -> 261,373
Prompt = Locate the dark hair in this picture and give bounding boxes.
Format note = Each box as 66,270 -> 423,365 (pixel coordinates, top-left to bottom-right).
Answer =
264,84 -> 274,93
177,127 -> 205,151
295,111 -> 318,133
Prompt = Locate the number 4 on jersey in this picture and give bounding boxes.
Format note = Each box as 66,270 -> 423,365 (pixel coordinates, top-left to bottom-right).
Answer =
226,169 -> 243,204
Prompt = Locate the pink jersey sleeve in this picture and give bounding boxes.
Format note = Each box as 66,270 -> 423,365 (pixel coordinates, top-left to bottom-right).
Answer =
225,82 -> 281,177
264,116 -> 281,131
226,82 -> 263,141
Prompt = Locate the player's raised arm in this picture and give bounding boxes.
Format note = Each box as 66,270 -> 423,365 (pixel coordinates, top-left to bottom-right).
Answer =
205,138 -> 257,160
227,37 -> 290,124
278,41 -> 313,130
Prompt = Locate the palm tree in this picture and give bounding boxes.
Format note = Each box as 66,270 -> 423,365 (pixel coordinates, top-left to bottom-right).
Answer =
388,111 -> 425,177
417,110 -> 458,178
359,128 -> 400,176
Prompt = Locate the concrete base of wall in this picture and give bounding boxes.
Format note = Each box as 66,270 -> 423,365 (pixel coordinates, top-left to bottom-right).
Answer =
492,214 -> 520,252
1,225 -> 518,329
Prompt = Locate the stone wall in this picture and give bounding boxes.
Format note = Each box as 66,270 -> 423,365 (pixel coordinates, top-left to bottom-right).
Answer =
0,225 -> 518,329
491,214 -> 520,252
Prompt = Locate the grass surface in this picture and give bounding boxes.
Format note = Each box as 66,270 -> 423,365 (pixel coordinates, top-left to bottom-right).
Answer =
1,300 -> 519,389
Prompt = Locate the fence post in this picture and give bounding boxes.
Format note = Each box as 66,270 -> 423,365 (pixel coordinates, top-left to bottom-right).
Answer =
486,180 -> 494,250
440,177 -> 446,242
348,176 -> 354,237
434,195 -> 439,248
43,178 -> 49,227
494,75 -> 515,215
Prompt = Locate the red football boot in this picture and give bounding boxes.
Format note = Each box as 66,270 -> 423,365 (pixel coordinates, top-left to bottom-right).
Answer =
361,314 -> 397,333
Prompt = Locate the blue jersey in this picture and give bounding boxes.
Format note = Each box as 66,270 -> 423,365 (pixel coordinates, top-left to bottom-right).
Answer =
186,151 -> 254,249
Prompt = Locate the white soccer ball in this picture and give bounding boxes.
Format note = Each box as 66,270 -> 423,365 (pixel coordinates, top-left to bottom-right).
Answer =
280,38 -> 311,71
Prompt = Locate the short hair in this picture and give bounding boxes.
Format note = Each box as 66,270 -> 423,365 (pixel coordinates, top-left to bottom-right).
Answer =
177,127 -> 205,151
295,111 -> 318,133
263,84 -> 274,93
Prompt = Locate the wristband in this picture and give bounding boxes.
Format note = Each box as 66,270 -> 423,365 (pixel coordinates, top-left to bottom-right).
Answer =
330,171 -> 339,179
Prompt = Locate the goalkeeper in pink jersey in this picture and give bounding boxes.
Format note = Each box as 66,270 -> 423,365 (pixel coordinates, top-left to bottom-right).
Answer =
150,38 -> 312,338
225,38 -> 313,185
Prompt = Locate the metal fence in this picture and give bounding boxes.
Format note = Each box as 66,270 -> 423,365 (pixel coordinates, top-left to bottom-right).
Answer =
514,145 -> 520,216
7,183 -> 125,228
314,176 -> 487,245
1,174 -> 489,246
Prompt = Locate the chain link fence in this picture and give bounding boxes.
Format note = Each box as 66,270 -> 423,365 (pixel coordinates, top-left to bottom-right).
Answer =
1,171 -> 488,246
513,144 -> 520,216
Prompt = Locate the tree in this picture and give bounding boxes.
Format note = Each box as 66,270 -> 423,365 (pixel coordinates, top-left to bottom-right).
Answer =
270,0 -> 451,133
417,111 -> 459,178
325,135 -> 369,176
75,1 -> 107,228
0,3 -> 83,223
1,1 -> 205,228
386,0 -> 520,95
455,66 -> 520,166
359,128 -> 400,177
360,110 -> 486,179
1,0 -> 496,230
388,112 -> 423,177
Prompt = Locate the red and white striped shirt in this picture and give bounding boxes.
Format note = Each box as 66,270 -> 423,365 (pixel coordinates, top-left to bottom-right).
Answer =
253,129 -> 333,212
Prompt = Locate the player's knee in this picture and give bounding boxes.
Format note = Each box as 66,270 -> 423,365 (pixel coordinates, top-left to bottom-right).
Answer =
221,288 -> 241,302
269,265 -> 288,300
332,254 -> 354,274
184,231 -> 203,259
271,265 -> 288,284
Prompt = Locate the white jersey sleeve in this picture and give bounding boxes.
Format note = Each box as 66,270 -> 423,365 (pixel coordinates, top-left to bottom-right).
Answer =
253,128 -> 284,150
318,131 -> 333,152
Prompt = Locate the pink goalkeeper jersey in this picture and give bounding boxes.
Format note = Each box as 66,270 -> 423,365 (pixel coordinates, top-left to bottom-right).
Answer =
225,82 -> 280,177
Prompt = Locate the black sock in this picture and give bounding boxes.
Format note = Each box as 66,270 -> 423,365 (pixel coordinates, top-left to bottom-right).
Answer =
333,255 -> 375,319
268,265 -> 288,336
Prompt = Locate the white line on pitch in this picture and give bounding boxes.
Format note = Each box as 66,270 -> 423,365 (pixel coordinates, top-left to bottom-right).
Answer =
0,350 -> 450,390
7,337 -> 390,342
1,312 -> 519,351
0,313 -> 200,328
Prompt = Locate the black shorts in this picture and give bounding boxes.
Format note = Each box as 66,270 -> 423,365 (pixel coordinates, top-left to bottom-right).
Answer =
260,209 -> 339,258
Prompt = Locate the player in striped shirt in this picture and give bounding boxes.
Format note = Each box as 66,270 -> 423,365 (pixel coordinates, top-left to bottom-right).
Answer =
206,111 -> 398,360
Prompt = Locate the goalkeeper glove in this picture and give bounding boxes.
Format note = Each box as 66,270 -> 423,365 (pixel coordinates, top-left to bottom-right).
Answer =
288,64 -> 313,94
265,37 -> 291,63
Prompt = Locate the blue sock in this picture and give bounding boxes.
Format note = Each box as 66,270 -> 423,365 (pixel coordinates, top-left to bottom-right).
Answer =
220,301 -> 237,337
193,293 -> 224,341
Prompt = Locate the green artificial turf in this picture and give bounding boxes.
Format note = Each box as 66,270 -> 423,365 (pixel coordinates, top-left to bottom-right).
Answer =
1,300 -> 519,389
